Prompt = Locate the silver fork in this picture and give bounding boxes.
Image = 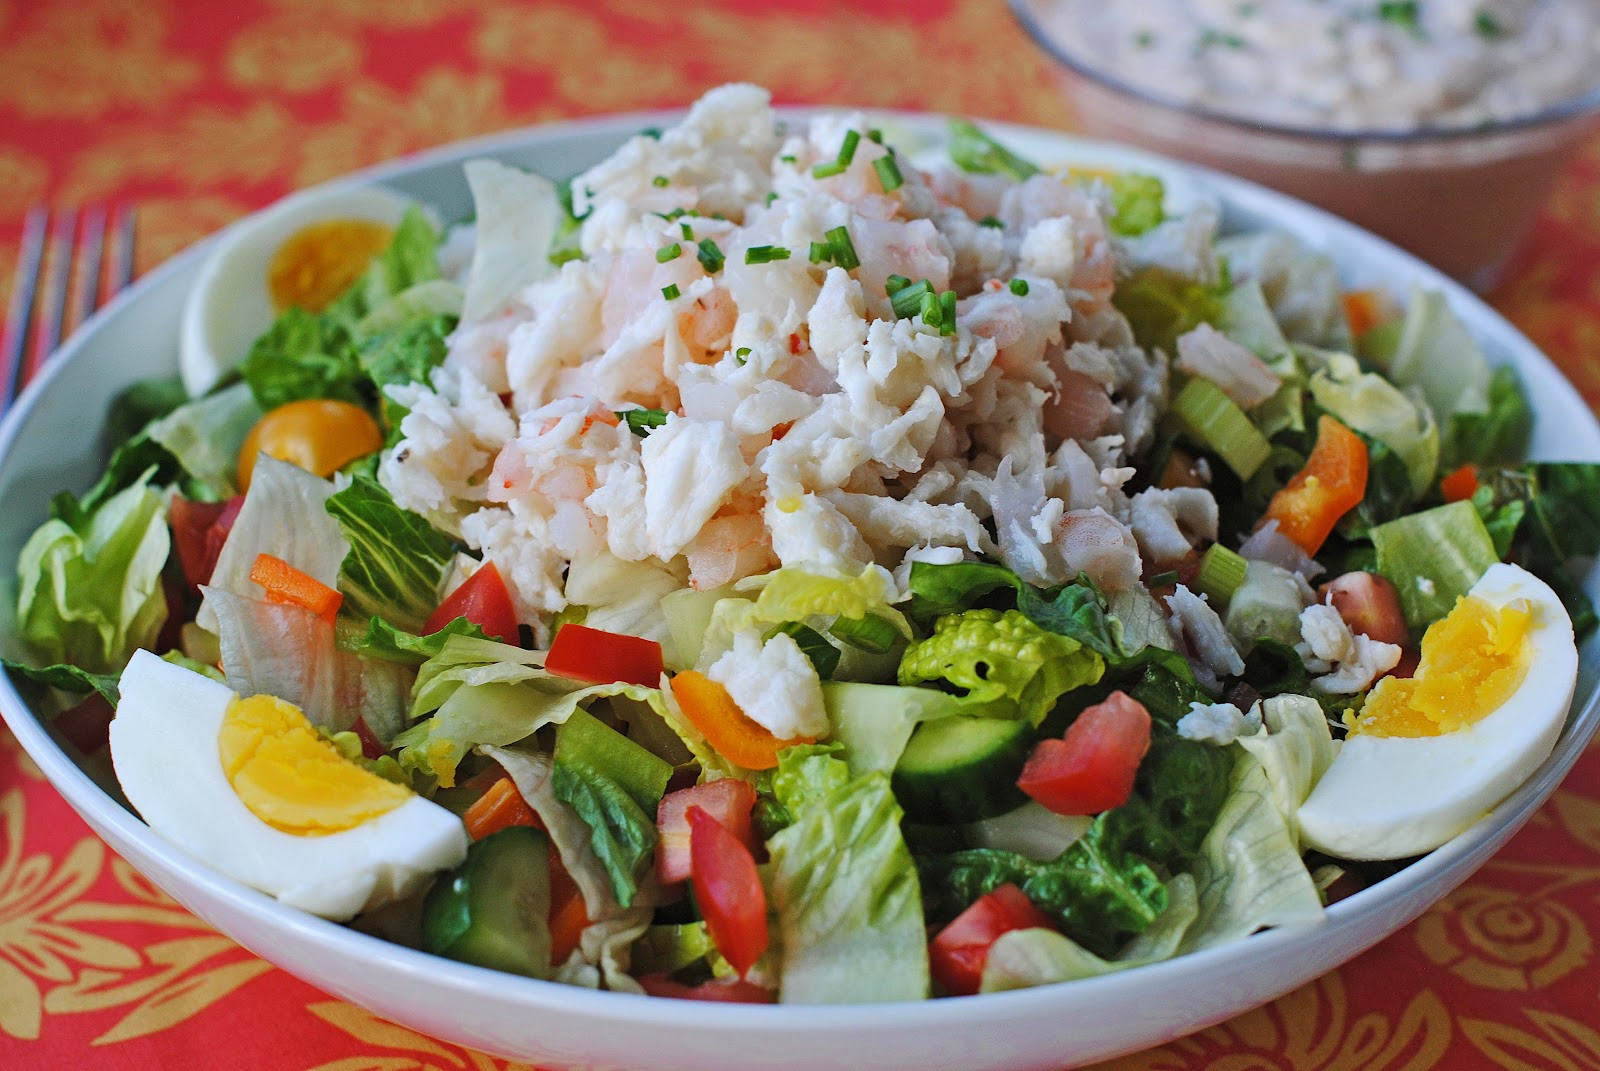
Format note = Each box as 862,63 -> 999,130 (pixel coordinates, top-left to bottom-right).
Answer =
1,205 -> 137,413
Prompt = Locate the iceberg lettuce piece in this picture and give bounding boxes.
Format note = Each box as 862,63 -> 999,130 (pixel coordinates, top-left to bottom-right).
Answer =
766,750 -> 929,1004
461,159 -> 562,323
1237,695 -> 1337,847
699,566 -> 910,674
566,551 -> 686,650
1384,285 -> 1490,424
15,471 -> 169,675
1309,352 -> 1439,500
1214,231 -> 1352,350
145,380 -> 263,499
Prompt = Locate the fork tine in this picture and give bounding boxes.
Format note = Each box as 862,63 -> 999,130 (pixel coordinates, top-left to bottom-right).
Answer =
109,204 -> 137,295
26,205 -> 76,382
1,206 -> 48,413
70,204 -> 107,333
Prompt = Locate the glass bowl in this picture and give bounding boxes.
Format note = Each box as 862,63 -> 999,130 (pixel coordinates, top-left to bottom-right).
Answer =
1010,0 -> 1600,290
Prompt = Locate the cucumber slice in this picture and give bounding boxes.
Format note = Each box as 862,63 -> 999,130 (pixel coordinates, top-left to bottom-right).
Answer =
422,826 -> 553,978
892,715 -> 1032,824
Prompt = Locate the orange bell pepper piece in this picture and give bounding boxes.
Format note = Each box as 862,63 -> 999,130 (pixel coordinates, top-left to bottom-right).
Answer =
1261,415 -> 1369,556
669,671 -> 809,771
462,776 -> 542,841
1439,464 -> 1479,504
1342,289 -> 1387,339
248,553 -> 343,625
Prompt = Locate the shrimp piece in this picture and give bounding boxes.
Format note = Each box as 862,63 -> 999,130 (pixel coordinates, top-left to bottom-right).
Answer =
1042,369 -> 1114,442
924,164 -> 1011,220
678,286 -> 738,359
1005,177 -> 1117,320
853,217 -> 953,320
686,513 -> 775,590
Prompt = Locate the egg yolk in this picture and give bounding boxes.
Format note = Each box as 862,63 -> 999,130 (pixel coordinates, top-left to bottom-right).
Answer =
267,219 -> 393,314
1350,594 -> 1532,738
218,694 -> 409,836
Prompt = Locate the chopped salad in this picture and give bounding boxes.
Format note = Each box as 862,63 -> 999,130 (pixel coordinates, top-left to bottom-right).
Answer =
7,85 -> 1598,1004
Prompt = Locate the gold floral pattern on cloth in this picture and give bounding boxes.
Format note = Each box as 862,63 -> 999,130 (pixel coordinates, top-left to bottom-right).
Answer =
3,1 -> 1600,1069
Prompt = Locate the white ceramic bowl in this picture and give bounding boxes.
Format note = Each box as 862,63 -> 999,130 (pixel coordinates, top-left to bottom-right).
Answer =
3,111 -> 1599,1071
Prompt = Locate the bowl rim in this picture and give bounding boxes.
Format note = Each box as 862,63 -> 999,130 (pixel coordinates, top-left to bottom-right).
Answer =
3,102 -> 1600,1036
1007,0 -> 1600,145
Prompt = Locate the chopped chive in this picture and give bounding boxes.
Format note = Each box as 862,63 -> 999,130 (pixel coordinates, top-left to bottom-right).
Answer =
652,175 -> 669,187
661,283 -> 681,300
890,278 -> 933,319
919,291 -> 941,328
696,238 -> 725,273
811,161 -> 848,179
1146,570 -> 1180,588
735,346 -> 752,364
656,242 -> 682,263
765,191 -> 779,206
829,613 -> 899,654
809,241 -> 832,264
1134,30 -> 1156,48
867,128 -> 884,144
1009,278 -> 1030,296
1475,11 -> 1502,37
837,129 -> 861,167
824,226 -> 859,270
658,208 -> 690,221
978,215 -> 1004,228
1375,1 -> 1419,32
873,154 -> 904,192
680,221 -> 694,240
939,290 -> 957,335
620,408 -> 668,435
745,245 -> 792,264
640,127 -> 663,140
780,154 -> 798,164
886,274 -> 912,294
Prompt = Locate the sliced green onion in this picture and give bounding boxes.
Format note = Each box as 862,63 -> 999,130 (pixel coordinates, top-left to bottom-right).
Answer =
830,613 -> 899,654
919,291 -> 941,328
873,154 -> 904,193
886,274 -> 912,294
745,245 -> 792,264
735,346 -> 751,364
621,408 -> 668,436
661,283 -> 681,300
890,278 -> 933,319
1009,278 -> 1030,296
1172,377 -> 1271,479
978,215 -> 1004,228
652,175 -> 669,188
656,243 -> 682,263
939,291 -> 957,335
680,221 -> 694,240
1193,544 -> 1248,605
809,241 -> 831,264
659,208 -> 690,221
837,129 -> 861,167
811,161 -> 848,179
764,621 -> 841,679
696,239 -> 724,274
825,225 -> 859,270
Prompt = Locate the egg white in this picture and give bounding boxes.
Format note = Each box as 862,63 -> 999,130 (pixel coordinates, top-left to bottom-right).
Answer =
1298,562 -> 1578,861
178,185 -> 416,397
109,650 -> 467,920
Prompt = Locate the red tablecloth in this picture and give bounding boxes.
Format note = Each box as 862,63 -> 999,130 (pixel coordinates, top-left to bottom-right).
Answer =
4,2 -> 1600,1068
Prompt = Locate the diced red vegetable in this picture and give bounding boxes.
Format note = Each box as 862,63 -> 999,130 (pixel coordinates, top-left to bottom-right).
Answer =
249,553 -> 342,625
54,693 -> 114,755
1319,571 -> 1409,647
688,806 -> 769,978
636,974 -> 775,1003
929,883 -> 1056,997
353,716 -> 385,761
1260,415 -> 1369,556
1440,464 -> 1479,503
656,778 -> 757,884
424,561 -> 520,645
1018,691 -> 1151,816
545,623 -> 663,688
169,494 -> 243,592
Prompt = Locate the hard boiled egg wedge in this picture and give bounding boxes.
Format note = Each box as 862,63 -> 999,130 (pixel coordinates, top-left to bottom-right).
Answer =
179,184 -> 415,397
1299,562 -> 1577,860
109,650 -> 468,920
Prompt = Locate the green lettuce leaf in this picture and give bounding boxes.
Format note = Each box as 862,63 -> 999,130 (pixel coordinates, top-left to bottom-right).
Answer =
897,608 -> 1105,725
339,615 -> 487,665
1309,352 -> 1438,501
15,470 -> 169,675
1112,267 -> 1224,355
241,305 -> 364,411
145,381 -> 264,499
104,375 -> 189,446
1383,285 -> 1491,429
1442,365 -> 1532,470
1236,695 -> 1337,846
1105,173 -> 1165,237
1371,500 -> 1499,632
329,206 -> 442,323
324,474 -> 455,634
698,566 -> 909,676
551,759 -> 658,909
1,659 -> 120,705
766,752 -> 929,1003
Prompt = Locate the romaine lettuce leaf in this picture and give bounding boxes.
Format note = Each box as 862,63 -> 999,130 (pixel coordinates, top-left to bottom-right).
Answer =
16,470 -> 169,675
325,474 -> 454,633
1383,284 -> 1490,429
565,551 -> 686,650
1105,172 -> 1165,237
698,566 -> 909,674
1442,365 -> 1532,470
338,615 -> 486,665
104,375 -> 189,447
766,750 -> 929,1003
905,561 -> 1123,660
241,305 -> 364,411
330,207 -> 442,323
1236,695 -> 1337,846
1112,267 -> 1224,355
551,759 -> 658,909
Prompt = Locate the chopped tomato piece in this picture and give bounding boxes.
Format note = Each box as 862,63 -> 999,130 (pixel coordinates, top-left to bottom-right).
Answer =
170,494 -> 243,592
1318,571 -> 1410,646
657,778 -> 757,884
930,884 -> 1056,997
425,561 -> 520,644
688,806 -> 769,978
248,553 -> 342,625
462,776 -> 541,841
1440,464 -> 1479,503
544,623 -> 663,688
669,671 -> 805,771
636,974 -> 775,1003
1260,415 -> 1368,556
1018,690 -> 1152,816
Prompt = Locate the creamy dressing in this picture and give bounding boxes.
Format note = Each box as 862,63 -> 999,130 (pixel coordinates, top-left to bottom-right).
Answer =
1035,0 -> 1600,131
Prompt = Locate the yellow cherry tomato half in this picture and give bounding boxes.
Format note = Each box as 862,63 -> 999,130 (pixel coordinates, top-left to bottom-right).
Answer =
237,399 -> 383,492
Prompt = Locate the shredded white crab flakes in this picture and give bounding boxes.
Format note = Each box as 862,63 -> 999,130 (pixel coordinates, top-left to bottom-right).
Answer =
381,84 -> 1185,624
1174,323 -> 1281,409
1296,603 -> 1403,695
1177,700 -> 1263,746
1128,487 -> 1219,567
1165,584 -> 1246,689
707,629 -> 829,741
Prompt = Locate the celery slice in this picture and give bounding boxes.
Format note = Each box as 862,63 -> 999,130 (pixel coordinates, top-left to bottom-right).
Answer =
1172,378 -> 1272,479
1193,544 -> 1248,606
